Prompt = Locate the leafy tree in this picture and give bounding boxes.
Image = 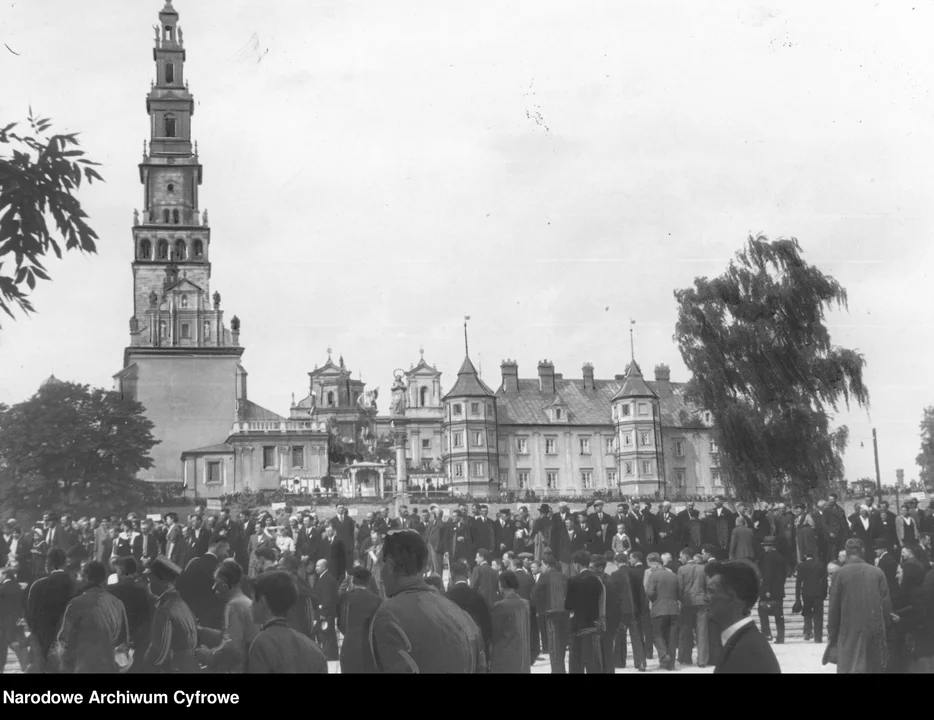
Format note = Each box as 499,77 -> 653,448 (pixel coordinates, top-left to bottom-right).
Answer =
0,379 -> 159,517
0,111 -> 103,325
917,406 -> 934,491
674,234 -> 869,502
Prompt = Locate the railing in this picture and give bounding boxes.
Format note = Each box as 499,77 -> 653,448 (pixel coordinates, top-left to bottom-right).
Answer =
230,420 -> 328,434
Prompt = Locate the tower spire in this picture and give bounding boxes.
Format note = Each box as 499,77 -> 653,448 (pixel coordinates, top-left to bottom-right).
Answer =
464,316 -> 471,357
629,319 -> 636,363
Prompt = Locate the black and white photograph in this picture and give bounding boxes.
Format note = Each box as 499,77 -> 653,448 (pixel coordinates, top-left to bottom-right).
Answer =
1,0 -> 933,679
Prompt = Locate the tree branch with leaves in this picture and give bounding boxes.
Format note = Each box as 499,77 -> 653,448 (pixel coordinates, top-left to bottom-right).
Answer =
674,234 -> 869,502
0,110 -> 103,325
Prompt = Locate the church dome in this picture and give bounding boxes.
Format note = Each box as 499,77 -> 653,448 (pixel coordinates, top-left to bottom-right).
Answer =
39,374 -> 63,389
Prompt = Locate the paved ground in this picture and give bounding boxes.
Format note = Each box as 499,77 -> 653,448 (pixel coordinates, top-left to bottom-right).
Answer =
5,632 -> 833,674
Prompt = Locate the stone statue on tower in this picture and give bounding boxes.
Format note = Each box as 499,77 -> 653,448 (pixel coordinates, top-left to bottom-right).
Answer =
390,371 -> 406,417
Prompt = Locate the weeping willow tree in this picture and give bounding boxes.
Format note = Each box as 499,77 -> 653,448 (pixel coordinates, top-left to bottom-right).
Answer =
674,234 -> 869,501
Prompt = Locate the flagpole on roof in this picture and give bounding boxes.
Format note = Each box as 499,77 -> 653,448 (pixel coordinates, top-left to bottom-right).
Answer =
464,316 -> 471,357
629,319 -> 636,364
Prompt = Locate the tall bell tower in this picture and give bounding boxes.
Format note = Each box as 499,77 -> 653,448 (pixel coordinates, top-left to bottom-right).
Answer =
115,1 -> 246,484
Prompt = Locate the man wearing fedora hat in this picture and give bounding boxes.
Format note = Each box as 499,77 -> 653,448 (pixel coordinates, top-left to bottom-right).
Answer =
531,504 -> 554,563
757,536 -> 786,644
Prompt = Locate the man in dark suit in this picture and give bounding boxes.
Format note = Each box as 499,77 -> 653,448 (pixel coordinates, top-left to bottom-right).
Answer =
657,502 -> 680,557
587,501 -> 616,555
564,551 -> 606,674
311,558 -> 339,661
24,548 -> 76,672
470,549 -> 500,610
711,497 -> 735,561
448,510 -> 474,568
448,560 -> 493,658
706,559 -> 781,673
641,503 -> 659,553
848,504 -> 881,550
873,539 -> 898,600
138,519 -> 160,571
108,556 -> 152,668
512,559 -> 539,657
471,505 -> 495,555
594,555 -> 619,674
610,552 -> 646,671
332,506 -> 356,572
323,524 -> 347,582
677,551 -> 708,667
794,552 -> 826,643
494,509 -> 515,556
297,515 -> 323,572
176,539 -> 227,630
758,537 -> 786,643
558,518 -> 585,574
532,554 -> 569,674
645,552 -> 679,670
876,501 -> 899,554
628,551 -> 654,660
185,514 -> 211,565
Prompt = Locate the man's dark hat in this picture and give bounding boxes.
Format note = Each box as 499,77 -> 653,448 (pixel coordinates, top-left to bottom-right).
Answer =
873,538 -> 889,550
538,504 -> 551,513
762,535 -> 777,546
147,556 -> 183,582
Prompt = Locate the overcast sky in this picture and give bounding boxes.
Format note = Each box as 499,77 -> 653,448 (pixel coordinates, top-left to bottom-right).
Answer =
1,1 -> 932,486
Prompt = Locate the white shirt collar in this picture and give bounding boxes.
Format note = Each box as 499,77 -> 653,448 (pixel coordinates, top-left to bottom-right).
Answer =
720,616 -> 755,646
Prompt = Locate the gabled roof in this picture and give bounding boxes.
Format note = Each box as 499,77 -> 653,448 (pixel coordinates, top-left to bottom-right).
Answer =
406,357 -> 441,378
611,360 -> 657,401
443,356 -> 495,399
546,392 -> 568,408
164,277 -> 203,294
309,356 -> 351,378
495,377 -> 704,428
238,400 -> 284,423
112,364 -> 138,380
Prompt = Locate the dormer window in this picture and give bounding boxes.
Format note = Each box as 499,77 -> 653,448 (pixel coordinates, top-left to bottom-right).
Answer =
555,408 -> 563,421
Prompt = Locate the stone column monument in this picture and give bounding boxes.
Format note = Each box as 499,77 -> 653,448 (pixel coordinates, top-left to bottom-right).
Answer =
390,370 -> 409,511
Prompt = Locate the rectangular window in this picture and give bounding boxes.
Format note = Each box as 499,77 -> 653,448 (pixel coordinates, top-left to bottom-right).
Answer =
291,446 -> 304,469
454,463 -> 464,478
675,468 -> 686,487
642,460 -> 653,475
165,61 -> 175,84
206,461 -> 221,484
581,470 -> 593,489
181,323 -> 190,340
453,404 -> 462,416
640,432 -> 651,446
546,471 -> 558,490
473,462 -> 485,477
579,437 -> 591,455
472,431 -> 483,447
710,440 -> 719,453
621,404 -> 631,417
675,440 -> 685,457
453,433 -> 463,448
488,430 -> 495,447
605,437 -> 616,455
638,403 -> 648,416
421,439 -> 431,451
471,402 -> 480,415
607,469 -> 618,485
623,433 -> 632,446
624,462 -> 633,476
711,469 -> 722,485
262,446 -> 275,469
545,438 -> 557,455
516,438 -> 528,454
518,471 -> 529,489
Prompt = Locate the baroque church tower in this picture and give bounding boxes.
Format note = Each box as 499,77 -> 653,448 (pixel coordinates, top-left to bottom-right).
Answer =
114,1 -> 246,484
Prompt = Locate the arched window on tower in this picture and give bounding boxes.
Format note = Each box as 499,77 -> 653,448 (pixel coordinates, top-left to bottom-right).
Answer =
139,239 -> 152,260
173,209 -> 180,225
175,239 -> 187,260
193,239 -> 204,259
327,391 -> 335,407
158,240 -> 169,260
165,62 -> 175,84
165,113 -> 176,138
163,209 -> 170,224
420,386 -> 429,407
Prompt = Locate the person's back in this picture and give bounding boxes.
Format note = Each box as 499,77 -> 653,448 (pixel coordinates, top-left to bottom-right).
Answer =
447,579 -> 493,649
247,617 -> 327,673
647,567 -> 679,617
828,556 -> 892,674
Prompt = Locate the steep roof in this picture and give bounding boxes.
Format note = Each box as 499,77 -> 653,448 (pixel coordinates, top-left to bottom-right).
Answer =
238,400 -> 284,423
496,377 -> 705,428
443,356 -> 495,399
611,360 -> 657,400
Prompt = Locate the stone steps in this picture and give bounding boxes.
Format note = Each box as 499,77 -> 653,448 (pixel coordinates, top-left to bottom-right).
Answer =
750,575 -> 824,636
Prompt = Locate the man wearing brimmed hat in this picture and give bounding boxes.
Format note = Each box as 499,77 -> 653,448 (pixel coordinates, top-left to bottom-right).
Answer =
144,556 -> 199,673
827,538 -> 893,673
757,536 -> 786,644
872,538 -> 898,598
531,504 -> 553,563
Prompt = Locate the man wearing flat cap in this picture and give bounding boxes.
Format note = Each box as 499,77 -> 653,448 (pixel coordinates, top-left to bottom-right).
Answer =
144,557 -> 199,673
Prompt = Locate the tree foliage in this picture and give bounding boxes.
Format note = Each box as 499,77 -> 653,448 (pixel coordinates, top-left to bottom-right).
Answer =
0,380 -> 160,517
0,111 -> 103,325
917,406 -> 934,490
674,234 -> 869,502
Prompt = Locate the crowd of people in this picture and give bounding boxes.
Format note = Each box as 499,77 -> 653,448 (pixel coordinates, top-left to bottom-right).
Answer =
0,491 -> 931,674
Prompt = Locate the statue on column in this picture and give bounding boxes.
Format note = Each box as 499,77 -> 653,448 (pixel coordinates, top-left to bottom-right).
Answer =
213,291 -> 221,309
390,371 -> 406,417
231,316 -> 240,333
153,25 -> 160,43
202,209 -> 209,225
177,26 -> 184,45
133,209 -> 139,226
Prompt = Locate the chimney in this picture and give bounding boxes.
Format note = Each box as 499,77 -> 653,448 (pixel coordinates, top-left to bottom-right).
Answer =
582,362 -> 595,391
537,360 -> 556,394
501,359 -> 519,393
614,374 -> 626,382
237,365 -> 248,402
654,364 -> 671,384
